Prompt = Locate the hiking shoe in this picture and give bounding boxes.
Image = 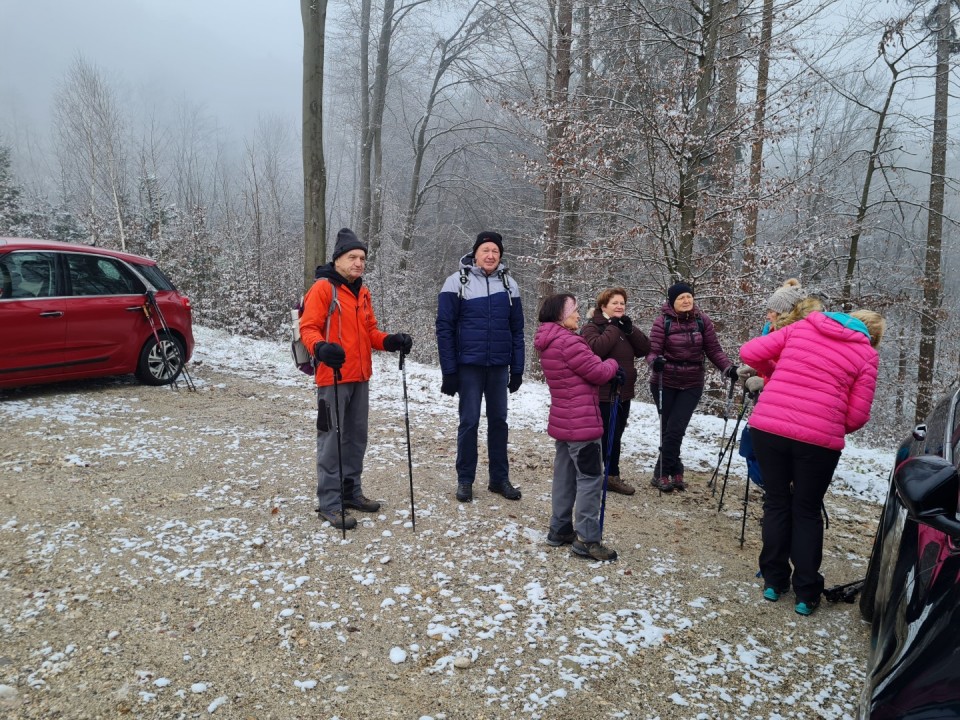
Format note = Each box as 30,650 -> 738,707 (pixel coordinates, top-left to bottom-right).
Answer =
795,600 -> 820,616
655,476 -> 673,492
317,509 -> 357,530
546,529 -> 576,547
763,587 -> 785,602
456,482 -> 473,502
670,474 -> 686,491
488,480 -> 521,500
649,476 -> 661,489
343,494 -> 381,513
571,539 -> 618,561
606,476 -> 636,495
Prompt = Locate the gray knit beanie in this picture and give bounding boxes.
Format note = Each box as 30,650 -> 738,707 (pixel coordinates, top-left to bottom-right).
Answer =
766,278 -> 805,313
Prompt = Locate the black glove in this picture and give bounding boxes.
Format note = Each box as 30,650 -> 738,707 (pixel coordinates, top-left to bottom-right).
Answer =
383,333 -> 413,353
614,367 -> 626,385
652,356 -> 666,372
612,315 -> 633,334
441,373 -> 459,396
313,342 -> 345,370
508,373 -> 523,393
725,365 -> 739,380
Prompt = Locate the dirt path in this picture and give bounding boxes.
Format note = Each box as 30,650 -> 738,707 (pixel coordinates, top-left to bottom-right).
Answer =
0,365 -> 878,719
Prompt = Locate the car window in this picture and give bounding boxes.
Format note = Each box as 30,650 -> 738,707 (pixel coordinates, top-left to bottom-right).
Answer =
949,393 -> 960,466
0,251 -> 57,299
131,261 -> 176,291
66,253 -> 146,296
923,392 -> 954,457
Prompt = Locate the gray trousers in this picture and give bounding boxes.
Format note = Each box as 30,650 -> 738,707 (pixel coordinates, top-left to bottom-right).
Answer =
550,439 -> 604,543
316,382 -> 369,513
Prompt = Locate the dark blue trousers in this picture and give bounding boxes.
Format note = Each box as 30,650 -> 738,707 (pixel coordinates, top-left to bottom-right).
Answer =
456,364 -> 510,487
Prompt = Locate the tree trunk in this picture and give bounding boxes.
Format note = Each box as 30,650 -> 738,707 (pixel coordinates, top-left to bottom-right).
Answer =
742,0 -> 773,282
302,0 -> 328,293
915,0 -> 951,423
539,0 -> 573,301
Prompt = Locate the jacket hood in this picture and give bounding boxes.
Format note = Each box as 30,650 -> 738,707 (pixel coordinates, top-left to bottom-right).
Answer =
810,311 -> 871,343
315,262 -> 363,295
534,321 -> 570,353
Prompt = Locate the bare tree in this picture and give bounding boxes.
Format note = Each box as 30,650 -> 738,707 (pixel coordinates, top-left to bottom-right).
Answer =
302,0 -> 329,292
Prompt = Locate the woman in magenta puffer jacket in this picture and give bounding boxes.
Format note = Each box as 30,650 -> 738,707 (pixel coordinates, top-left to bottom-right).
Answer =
534,293 -> 622,562
740,309 -> 884,616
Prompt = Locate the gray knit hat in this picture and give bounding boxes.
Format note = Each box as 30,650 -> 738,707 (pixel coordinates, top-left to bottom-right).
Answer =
766,278 -> 805,313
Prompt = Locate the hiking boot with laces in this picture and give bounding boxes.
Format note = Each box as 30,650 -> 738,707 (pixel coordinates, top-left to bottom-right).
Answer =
317,509 -> 357,530
606,475 -> 636,496
456,482 -> 473,502
670,474 -> 687,492
571,538 -> 618,562
343,494 -> 381,513
655,476 -> 673,492
488,479 -> 521,500
546,528 -> 576,546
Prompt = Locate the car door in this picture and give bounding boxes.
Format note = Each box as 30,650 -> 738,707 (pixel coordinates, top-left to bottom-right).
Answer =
61,251 -> 149,375
0,250 -> 67,385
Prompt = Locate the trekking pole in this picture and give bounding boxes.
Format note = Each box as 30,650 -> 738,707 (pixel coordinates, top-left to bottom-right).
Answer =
736,392 -> 760,548
145,291 -> 196,391
599,377 -> 622,533
717,389 -> 751,511
331,368 -> 347,541
399,350 -> 416,532
657,367 -> 664,496
710,374 -> 737,494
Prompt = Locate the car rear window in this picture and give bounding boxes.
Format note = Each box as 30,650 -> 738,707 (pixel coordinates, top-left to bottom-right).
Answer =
131,262 -> 177,291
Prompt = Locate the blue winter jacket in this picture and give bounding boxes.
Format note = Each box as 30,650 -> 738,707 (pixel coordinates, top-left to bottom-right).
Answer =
436,254 -> 525,376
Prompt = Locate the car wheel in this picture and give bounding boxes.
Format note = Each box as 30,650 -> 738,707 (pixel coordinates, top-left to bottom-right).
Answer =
136,333 -> 185,386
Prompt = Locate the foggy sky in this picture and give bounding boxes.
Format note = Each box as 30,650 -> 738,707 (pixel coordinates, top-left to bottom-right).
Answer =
0,0 -> 303,137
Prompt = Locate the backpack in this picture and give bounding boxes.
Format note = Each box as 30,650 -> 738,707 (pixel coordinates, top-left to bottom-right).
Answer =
290,280 -> 339,375
661,314 -> 706,365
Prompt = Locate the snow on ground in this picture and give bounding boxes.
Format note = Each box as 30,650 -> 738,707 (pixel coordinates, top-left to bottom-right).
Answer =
193,325 -> 893,504
0,325 -> 888,718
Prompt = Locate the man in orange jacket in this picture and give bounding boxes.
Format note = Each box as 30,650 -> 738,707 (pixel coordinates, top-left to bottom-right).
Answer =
300,228 -> 413,530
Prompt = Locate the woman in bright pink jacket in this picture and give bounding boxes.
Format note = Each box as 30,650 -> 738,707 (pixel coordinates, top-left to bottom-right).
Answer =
534,293 -> 622,562
739,309 -> 884,616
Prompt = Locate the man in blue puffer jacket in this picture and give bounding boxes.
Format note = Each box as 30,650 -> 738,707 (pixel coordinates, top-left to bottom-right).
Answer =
436,231 -> 525,503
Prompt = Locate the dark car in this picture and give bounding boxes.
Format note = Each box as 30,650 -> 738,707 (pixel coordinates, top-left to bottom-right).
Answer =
0,237 -> 194,388
858,386 -> 960,718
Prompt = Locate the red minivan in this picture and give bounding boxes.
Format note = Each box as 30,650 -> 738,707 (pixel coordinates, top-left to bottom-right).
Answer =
0,238 -> 194,388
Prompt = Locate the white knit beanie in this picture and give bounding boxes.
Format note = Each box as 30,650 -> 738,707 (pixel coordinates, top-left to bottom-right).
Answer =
766,278 -> 805,313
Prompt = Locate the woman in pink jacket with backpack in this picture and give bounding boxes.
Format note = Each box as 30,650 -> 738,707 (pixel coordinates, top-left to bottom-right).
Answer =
740,309 -> 884,616
534,293 -> 623,562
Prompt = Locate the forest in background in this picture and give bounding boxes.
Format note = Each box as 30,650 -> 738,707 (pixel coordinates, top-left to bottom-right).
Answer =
1,0 -> 959,442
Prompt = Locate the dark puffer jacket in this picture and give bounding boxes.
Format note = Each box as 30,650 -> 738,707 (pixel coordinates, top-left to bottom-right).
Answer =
646,301 -> 732,389
580,309 -> 651,401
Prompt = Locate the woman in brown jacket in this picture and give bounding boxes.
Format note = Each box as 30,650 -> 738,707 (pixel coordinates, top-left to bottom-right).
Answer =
580,287 -> 651,495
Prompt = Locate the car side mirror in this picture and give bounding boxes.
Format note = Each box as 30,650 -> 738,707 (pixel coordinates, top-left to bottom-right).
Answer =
894,455 -> 960,539
912,424 -> 927,441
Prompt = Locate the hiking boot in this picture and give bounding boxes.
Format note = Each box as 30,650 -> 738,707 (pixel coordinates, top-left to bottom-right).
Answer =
649,476 -> 661,489
763,586 -> 789,602
545,529 -> 576,547
571,539 -> 618,562
317,509 -> 357,530
655,476 -> 673,492
456,482 -> 473,502
343,494 -> 381,513
488,479 -> 521,500
795,599 -> 820,616
670,474 -> 687,492
606,475 -> 636,496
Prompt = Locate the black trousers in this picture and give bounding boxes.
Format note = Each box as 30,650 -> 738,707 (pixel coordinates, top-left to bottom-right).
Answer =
649,384 -> 703,477
599,399 -> 631,477
749,427 -> 841,603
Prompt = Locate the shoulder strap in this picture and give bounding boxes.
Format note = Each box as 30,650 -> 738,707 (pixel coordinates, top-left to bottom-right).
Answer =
324,281 -> 339,338
458,267 -> 469,299
663,315 -> 672,338
497,269 -> 513,307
